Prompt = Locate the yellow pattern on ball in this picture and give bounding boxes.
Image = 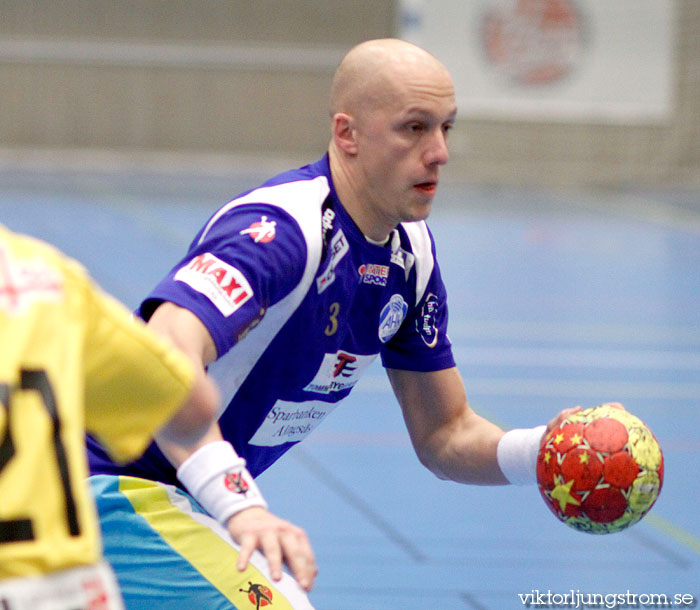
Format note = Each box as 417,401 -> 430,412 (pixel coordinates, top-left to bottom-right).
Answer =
628,427 -> 663,471
628,472 -> 662,514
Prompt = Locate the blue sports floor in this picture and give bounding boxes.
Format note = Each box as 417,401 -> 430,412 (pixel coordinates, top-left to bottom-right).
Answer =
1,162 -> 698,609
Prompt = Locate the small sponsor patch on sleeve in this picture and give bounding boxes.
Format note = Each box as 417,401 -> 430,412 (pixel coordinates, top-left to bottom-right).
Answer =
239,215 -> 277,243
416,292 -> 440,347
174,252 -> 253,317
378,294 -> 408,343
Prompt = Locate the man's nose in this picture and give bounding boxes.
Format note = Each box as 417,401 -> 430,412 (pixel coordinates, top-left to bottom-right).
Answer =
425,129 -> 450,166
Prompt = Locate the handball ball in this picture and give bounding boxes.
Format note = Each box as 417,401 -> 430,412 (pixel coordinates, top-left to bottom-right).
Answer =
536,403 -> 663,534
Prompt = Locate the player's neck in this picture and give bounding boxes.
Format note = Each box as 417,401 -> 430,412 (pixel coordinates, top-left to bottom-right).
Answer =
328,148 -> 394,244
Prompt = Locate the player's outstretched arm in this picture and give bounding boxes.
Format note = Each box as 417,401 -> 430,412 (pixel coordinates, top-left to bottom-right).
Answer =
388,366 -> 509,484
388,367 -> 578,486
148,302 -> 318,591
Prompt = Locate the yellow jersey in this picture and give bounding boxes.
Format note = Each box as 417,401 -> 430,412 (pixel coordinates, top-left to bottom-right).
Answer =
0,225 -> 195,578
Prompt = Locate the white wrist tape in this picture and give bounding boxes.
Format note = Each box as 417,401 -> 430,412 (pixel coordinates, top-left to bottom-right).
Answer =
176,441 -> 268,524
497,425 -> 547,485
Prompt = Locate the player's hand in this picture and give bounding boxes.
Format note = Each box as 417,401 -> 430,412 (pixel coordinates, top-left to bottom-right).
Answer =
226,506 -> 317,592
542,406 -> 582,445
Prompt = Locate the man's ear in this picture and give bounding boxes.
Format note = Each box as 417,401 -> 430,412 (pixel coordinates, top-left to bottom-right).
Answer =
332,113 -> 358,155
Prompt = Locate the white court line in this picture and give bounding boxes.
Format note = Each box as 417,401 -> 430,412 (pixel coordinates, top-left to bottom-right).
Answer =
569,190 -> 700,235
354,375 -> 699,400
448,319 -> 700,346
451,346 -> 700,370
461,378 -> 700,400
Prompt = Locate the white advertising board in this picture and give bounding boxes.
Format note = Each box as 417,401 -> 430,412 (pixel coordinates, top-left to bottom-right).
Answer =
398,0 -> 676,123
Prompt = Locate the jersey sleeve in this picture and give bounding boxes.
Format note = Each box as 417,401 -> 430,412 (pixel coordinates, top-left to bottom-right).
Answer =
380,241 -> 455,372
139,204 -> 307,358
81,274 -> 195,464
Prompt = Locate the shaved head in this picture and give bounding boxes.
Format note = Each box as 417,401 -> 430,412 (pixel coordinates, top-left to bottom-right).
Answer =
327,38 -> 456,242
330,38 -> 452,118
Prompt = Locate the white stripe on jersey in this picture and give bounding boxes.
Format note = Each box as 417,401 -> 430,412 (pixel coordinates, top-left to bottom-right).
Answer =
400,221 -> 435,306
205,176 -> 330,405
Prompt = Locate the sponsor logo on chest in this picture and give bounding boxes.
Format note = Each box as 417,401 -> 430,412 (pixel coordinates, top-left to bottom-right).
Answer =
249,350 -> 378,447
174,252 -> 253,317
249,399 -> 338,447
358,263 -> 390,286
303,350 -> 377,394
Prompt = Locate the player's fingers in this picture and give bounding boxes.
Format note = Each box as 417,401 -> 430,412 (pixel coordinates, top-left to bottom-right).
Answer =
259,532 -> 284,582
236,533 -> 258,572
544,406 -> 579,439
555,406 -> 580,424
280,529 -> 317,591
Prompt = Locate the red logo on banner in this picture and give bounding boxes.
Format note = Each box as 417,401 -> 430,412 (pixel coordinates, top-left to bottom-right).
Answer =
481,0 -> 586,85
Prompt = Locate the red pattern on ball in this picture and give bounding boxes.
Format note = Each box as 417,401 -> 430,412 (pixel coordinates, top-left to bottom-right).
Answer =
603,451 -> 640,488
554,423 -> 585,453
582,487 -> 628,523
584,417 -> 628,453
560,448 -> 603,491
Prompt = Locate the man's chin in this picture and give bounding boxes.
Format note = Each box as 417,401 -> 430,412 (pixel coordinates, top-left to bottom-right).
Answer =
403,200 -> 433,223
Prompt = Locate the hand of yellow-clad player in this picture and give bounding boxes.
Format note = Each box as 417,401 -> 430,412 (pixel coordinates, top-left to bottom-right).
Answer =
227,506 -> 318,592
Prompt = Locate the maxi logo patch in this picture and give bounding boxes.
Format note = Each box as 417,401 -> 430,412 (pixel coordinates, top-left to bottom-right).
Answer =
378,294 -> 408,343
316,230 -> 348,293
174,252 -> 253,317
358,263 -> 389,286
303,350 -> 377,394
417,292 -> 440,347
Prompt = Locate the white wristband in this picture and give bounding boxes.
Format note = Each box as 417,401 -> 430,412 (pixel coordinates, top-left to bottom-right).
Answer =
176,441 -> 268,524
496,425 -> 547,485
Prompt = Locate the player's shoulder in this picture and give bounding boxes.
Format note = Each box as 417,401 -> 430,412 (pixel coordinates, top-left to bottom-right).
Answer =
398,220 -> 436,260
200,161 -> 331,244
0,226 -> 105,336
0,224 -> 90,290
396,220 -> 440,307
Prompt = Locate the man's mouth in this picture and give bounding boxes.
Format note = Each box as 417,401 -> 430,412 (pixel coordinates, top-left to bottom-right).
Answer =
414,181 -> 437,195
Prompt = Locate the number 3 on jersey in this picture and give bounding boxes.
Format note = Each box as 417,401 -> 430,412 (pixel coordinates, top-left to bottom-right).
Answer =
0,369 -> 79,543
324,302 -> 340,336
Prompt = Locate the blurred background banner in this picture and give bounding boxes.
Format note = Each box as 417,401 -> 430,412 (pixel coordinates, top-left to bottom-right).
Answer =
398,0 -> 676,123
0,0 -> 697,186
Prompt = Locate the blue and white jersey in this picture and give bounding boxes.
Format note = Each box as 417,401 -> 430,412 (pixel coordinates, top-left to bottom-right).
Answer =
88,155 -> 455,484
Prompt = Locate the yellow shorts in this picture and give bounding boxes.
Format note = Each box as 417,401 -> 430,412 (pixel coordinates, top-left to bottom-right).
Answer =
90,475 -> 314,610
